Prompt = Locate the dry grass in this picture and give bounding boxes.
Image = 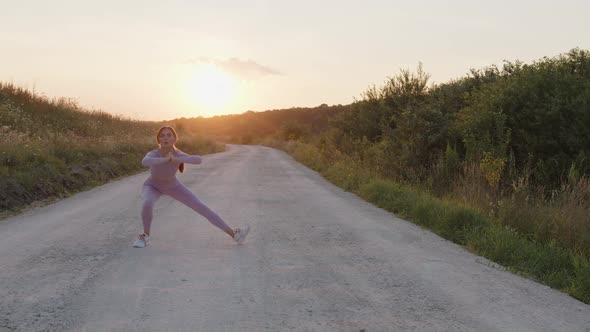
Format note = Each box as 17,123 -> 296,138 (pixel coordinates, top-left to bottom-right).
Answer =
0,82 -> 223,215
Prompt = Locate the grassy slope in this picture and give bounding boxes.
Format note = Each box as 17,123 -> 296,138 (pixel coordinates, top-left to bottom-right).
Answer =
0,83 -> 224,217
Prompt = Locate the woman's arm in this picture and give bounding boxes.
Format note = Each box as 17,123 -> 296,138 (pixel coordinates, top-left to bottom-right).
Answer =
175,150 -> 202,164
141,150 -> 169,167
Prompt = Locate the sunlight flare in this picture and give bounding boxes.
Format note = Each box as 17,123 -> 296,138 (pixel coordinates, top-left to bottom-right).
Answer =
187,64 -> 236,111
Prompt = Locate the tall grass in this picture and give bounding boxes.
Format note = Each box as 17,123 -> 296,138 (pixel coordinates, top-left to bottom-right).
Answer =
0,83 -> 224,216
264,137 -> 590,303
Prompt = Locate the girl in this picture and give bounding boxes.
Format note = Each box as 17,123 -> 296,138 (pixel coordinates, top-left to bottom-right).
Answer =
133,126 -> 249,247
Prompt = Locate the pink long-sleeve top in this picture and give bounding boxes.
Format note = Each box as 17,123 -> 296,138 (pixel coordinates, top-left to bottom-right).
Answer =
142,148 -> 202,181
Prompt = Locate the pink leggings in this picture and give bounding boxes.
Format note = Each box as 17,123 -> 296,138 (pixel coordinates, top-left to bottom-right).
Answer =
141,178 -> 233,235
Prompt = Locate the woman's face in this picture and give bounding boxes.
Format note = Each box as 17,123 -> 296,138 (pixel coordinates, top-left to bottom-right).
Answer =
158,128 -> 177,147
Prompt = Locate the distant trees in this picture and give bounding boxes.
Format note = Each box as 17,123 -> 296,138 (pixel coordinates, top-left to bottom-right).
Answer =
172,104 -> 349,143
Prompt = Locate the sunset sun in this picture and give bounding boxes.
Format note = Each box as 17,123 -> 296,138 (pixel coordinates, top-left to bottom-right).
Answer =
187,64 -> 236,110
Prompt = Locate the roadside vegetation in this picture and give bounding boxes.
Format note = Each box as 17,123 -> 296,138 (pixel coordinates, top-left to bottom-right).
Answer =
0,83 -> 223,217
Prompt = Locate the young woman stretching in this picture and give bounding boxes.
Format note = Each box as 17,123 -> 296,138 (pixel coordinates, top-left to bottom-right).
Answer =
133,126 -> 249,247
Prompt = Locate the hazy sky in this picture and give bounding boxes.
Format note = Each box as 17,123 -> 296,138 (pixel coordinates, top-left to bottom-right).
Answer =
1,0 -> 589,120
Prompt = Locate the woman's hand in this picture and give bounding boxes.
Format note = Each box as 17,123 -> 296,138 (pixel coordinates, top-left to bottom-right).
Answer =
167,152 -> 177,163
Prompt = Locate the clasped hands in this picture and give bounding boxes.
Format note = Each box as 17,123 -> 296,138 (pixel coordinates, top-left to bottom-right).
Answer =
166,152 -> 177,163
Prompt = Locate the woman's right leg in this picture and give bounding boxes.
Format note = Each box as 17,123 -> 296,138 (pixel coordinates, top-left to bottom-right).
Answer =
141,185 -> 161,236
166,182 -> 235,237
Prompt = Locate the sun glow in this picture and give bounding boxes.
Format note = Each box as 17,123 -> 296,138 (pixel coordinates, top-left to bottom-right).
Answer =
187,64 -> 237,112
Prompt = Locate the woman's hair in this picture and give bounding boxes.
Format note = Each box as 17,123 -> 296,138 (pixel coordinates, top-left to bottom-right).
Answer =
156,126 -> 184,173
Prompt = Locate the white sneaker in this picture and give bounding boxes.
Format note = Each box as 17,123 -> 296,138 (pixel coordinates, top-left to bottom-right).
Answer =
133,233 -> 150,248
233,225 -> 250,244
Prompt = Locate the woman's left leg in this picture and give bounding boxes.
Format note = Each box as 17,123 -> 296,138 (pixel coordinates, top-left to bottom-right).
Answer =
141,184 -> 162,236
167,182 -> 234,237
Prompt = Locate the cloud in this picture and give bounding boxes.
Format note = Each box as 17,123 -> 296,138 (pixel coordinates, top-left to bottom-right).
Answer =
184,57 -> 283,80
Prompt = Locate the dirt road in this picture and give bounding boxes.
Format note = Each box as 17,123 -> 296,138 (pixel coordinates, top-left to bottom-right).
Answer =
0,145 -> 588,331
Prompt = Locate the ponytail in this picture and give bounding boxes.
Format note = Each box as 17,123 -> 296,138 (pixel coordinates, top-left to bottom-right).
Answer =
179,163 -> 185,173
